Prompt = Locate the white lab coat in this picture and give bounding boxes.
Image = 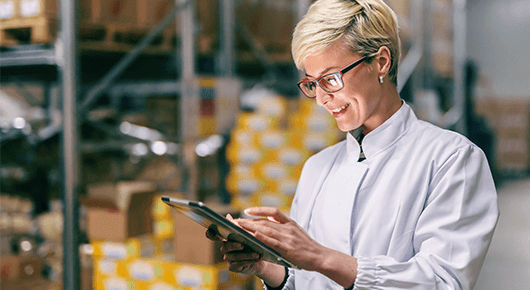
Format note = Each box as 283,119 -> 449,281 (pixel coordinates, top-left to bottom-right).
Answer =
281,102 -> 499,289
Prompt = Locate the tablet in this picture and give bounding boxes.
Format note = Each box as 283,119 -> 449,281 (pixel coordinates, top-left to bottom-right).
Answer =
161,196 -> 297,269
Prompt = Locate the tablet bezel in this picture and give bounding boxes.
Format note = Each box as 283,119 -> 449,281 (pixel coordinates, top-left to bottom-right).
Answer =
161,196 -> 297,269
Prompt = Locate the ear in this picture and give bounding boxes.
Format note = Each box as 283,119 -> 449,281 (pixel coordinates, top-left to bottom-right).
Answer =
376,46 -> 392,76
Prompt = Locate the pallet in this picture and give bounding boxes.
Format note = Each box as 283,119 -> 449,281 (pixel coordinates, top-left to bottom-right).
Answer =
0,16 -> 57,46
78,22 -> 177,54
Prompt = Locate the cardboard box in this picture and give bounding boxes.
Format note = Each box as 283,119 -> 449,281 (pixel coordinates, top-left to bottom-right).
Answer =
137,0 -> 174,28
18,0 -> 57,18
495,99 -> 530,132
496,130 -> 530,172
172,202 -> 240,266
173,210 -> 224,265
487,99 -> 530,172
0,255 -> 43,282
236,0 -> 294,56
83,181 -> 156,242
93,256 -> 253,290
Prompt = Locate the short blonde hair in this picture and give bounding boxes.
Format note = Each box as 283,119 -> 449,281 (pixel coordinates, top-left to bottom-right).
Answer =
292,0 -> 401,85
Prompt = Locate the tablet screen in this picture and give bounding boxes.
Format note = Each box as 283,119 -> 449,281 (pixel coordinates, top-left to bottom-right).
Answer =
161,196 -> 297,269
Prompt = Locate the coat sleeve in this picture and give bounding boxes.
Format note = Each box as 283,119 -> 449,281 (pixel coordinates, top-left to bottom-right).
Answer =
354,145 -> 499,289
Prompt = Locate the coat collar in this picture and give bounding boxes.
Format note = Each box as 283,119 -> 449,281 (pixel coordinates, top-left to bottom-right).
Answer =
347,101 -> 416,161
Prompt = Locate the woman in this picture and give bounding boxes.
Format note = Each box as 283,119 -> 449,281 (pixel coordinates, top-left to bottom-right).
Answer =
210,0 -> 499,289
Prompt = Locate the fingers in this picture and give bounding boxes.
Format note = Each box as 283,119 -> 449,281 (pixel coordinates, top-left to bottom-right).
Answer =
244,207 -> 291,224
223,250 -> 261,263
226,214 -> 243,227
205,228 -> 224,241
220,241 -> 245,253
227,260 -> 259,273
220,241 -> 261,273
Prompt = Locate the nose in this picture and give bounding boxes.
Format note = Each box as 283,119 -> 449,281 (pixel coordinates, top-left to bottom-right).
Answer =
315,86 -> 332,106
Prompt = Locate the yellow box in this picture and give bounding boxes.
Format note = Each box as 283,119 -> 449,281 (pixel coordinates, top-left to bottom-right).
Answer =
226,144 -> 263,165
159,261 -> 252,289
254,161 -> 302,181
303,132 -> 341,153
92,234 -> 169,261
277,147 -> 309,167
230,129 -> 259,147
92,240 -> 139,261
226,173 -> 264,196
94,275 -> 136,290
94,258 -> 120,278
256,95 -> 288,118
123,259 -> 162,282
152,196 -> 171,221
237,112 -> 279,132
153,218 -> 174,240
278,177 -> 299,197
250,192 -> 293,209
259,130 -> 288,150
289,113 -> 335,133
297,98 -> 329,116
94,257 -> 253,289
200,117 -> 216,136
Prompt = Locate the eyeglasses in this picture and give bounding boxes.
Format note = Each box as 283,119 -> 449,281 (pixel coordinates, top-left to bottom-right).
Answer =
297,56 -> 369,98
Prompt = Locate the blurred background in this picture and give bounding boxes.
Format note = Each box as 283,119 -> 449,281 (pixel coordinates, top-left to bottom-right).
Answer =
0,0 -> 529,289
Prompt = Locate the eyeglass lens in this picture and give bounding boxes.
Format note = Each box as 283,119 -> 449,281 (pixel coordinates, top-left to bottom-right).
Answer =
300,73 -> 343,98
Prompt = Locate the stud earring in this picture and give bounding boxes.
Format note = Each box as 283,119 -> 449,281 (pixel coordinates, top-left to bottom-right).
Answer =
379,76 -> 384,84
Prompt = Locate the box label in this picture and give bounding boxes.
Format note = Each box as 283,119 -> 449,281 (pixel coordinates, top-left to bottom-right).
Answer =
20,0 -> 39,17
103,277 -> 130,290
0,1 -> 14,19
174,266 -> 202,287
102,243 -> 129,260
128,260 -> 156,281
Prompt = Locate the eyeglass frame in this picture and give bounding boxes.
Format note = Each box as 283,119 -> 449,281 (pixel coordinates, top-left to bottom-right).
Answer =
297,55 -> 370,98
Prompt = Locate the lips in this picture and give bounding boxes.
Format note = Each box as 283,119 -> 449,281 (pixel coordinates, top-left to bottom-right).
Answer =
331,103 -> 350,114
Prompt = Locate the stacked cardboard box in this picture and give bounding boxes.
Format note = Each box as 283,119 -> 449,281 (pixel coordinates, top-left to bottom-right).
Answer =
91,193 -> 253,290
0,0 -> 58,45
93,256 -> 252,290
226,95 -> 342,213
475,98 -> 530,173
236,0 -> 295,62
430,0 -> 454,77
493,99 -> 530,173
0,195 -> 69,289
83,181 -> 157,242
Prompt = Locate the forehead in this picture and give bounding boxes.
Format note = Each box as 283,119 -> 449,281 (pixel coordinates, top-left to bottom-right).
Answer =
302,42 -> 359,76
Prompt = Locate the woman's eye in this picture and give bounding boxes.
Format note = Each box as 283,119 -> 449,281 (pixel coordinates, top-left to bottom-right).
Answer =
326,76 -> 338,86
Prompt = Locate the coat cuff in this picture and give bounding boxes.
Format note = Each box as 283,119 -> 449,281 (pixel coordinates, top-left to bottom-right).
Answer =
354,256 -> 379,289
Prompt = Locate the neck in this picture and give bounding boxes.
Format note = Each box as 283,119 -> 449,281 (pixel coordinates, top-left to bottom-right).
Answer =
361,84 -> 402,134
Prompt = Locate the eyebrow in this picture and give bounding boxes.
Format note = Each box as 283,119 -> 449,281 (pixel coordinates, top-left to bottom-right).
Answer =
305,66 -> 341,78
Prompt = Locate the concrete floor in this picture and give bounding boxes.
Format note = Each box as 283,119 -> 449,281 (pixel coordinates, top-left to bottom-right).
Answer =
474,177 -> 530,289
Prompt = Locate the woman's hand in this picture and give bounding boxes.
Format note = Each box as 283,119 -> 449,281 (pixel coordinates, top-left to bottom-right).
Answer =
205,214 -> 288,287
205,214 -> 266,276
236,207 -> 329,272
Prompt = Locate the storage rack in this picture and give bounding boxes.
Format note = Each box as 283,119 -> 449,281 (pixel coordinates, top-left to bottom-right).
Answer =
0,0 -> 467,288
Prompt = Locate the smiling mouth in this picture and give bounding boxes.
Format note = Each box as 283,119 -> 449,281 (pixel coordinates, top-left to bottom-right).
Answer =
331,103 -> 350,113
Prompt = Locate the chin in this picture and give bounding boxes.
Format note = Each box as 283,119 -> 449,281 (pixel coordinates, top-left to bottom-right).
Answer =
336,122 -> 357,132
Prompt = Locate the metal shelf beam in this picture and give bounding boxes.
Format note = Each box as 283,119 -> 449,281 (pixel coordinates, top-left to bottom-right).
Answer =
0,46 -> 57,67
58,0 -> 80,288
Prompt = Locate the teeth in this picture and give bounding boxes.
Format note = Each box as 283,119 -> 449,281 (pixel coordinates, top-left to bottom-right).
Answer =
332,104 -> 349,113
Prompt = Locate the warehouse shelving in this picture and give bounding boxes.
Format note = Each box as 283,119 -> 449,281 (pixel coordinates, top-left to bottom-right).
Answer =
0,0 -> 469,289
